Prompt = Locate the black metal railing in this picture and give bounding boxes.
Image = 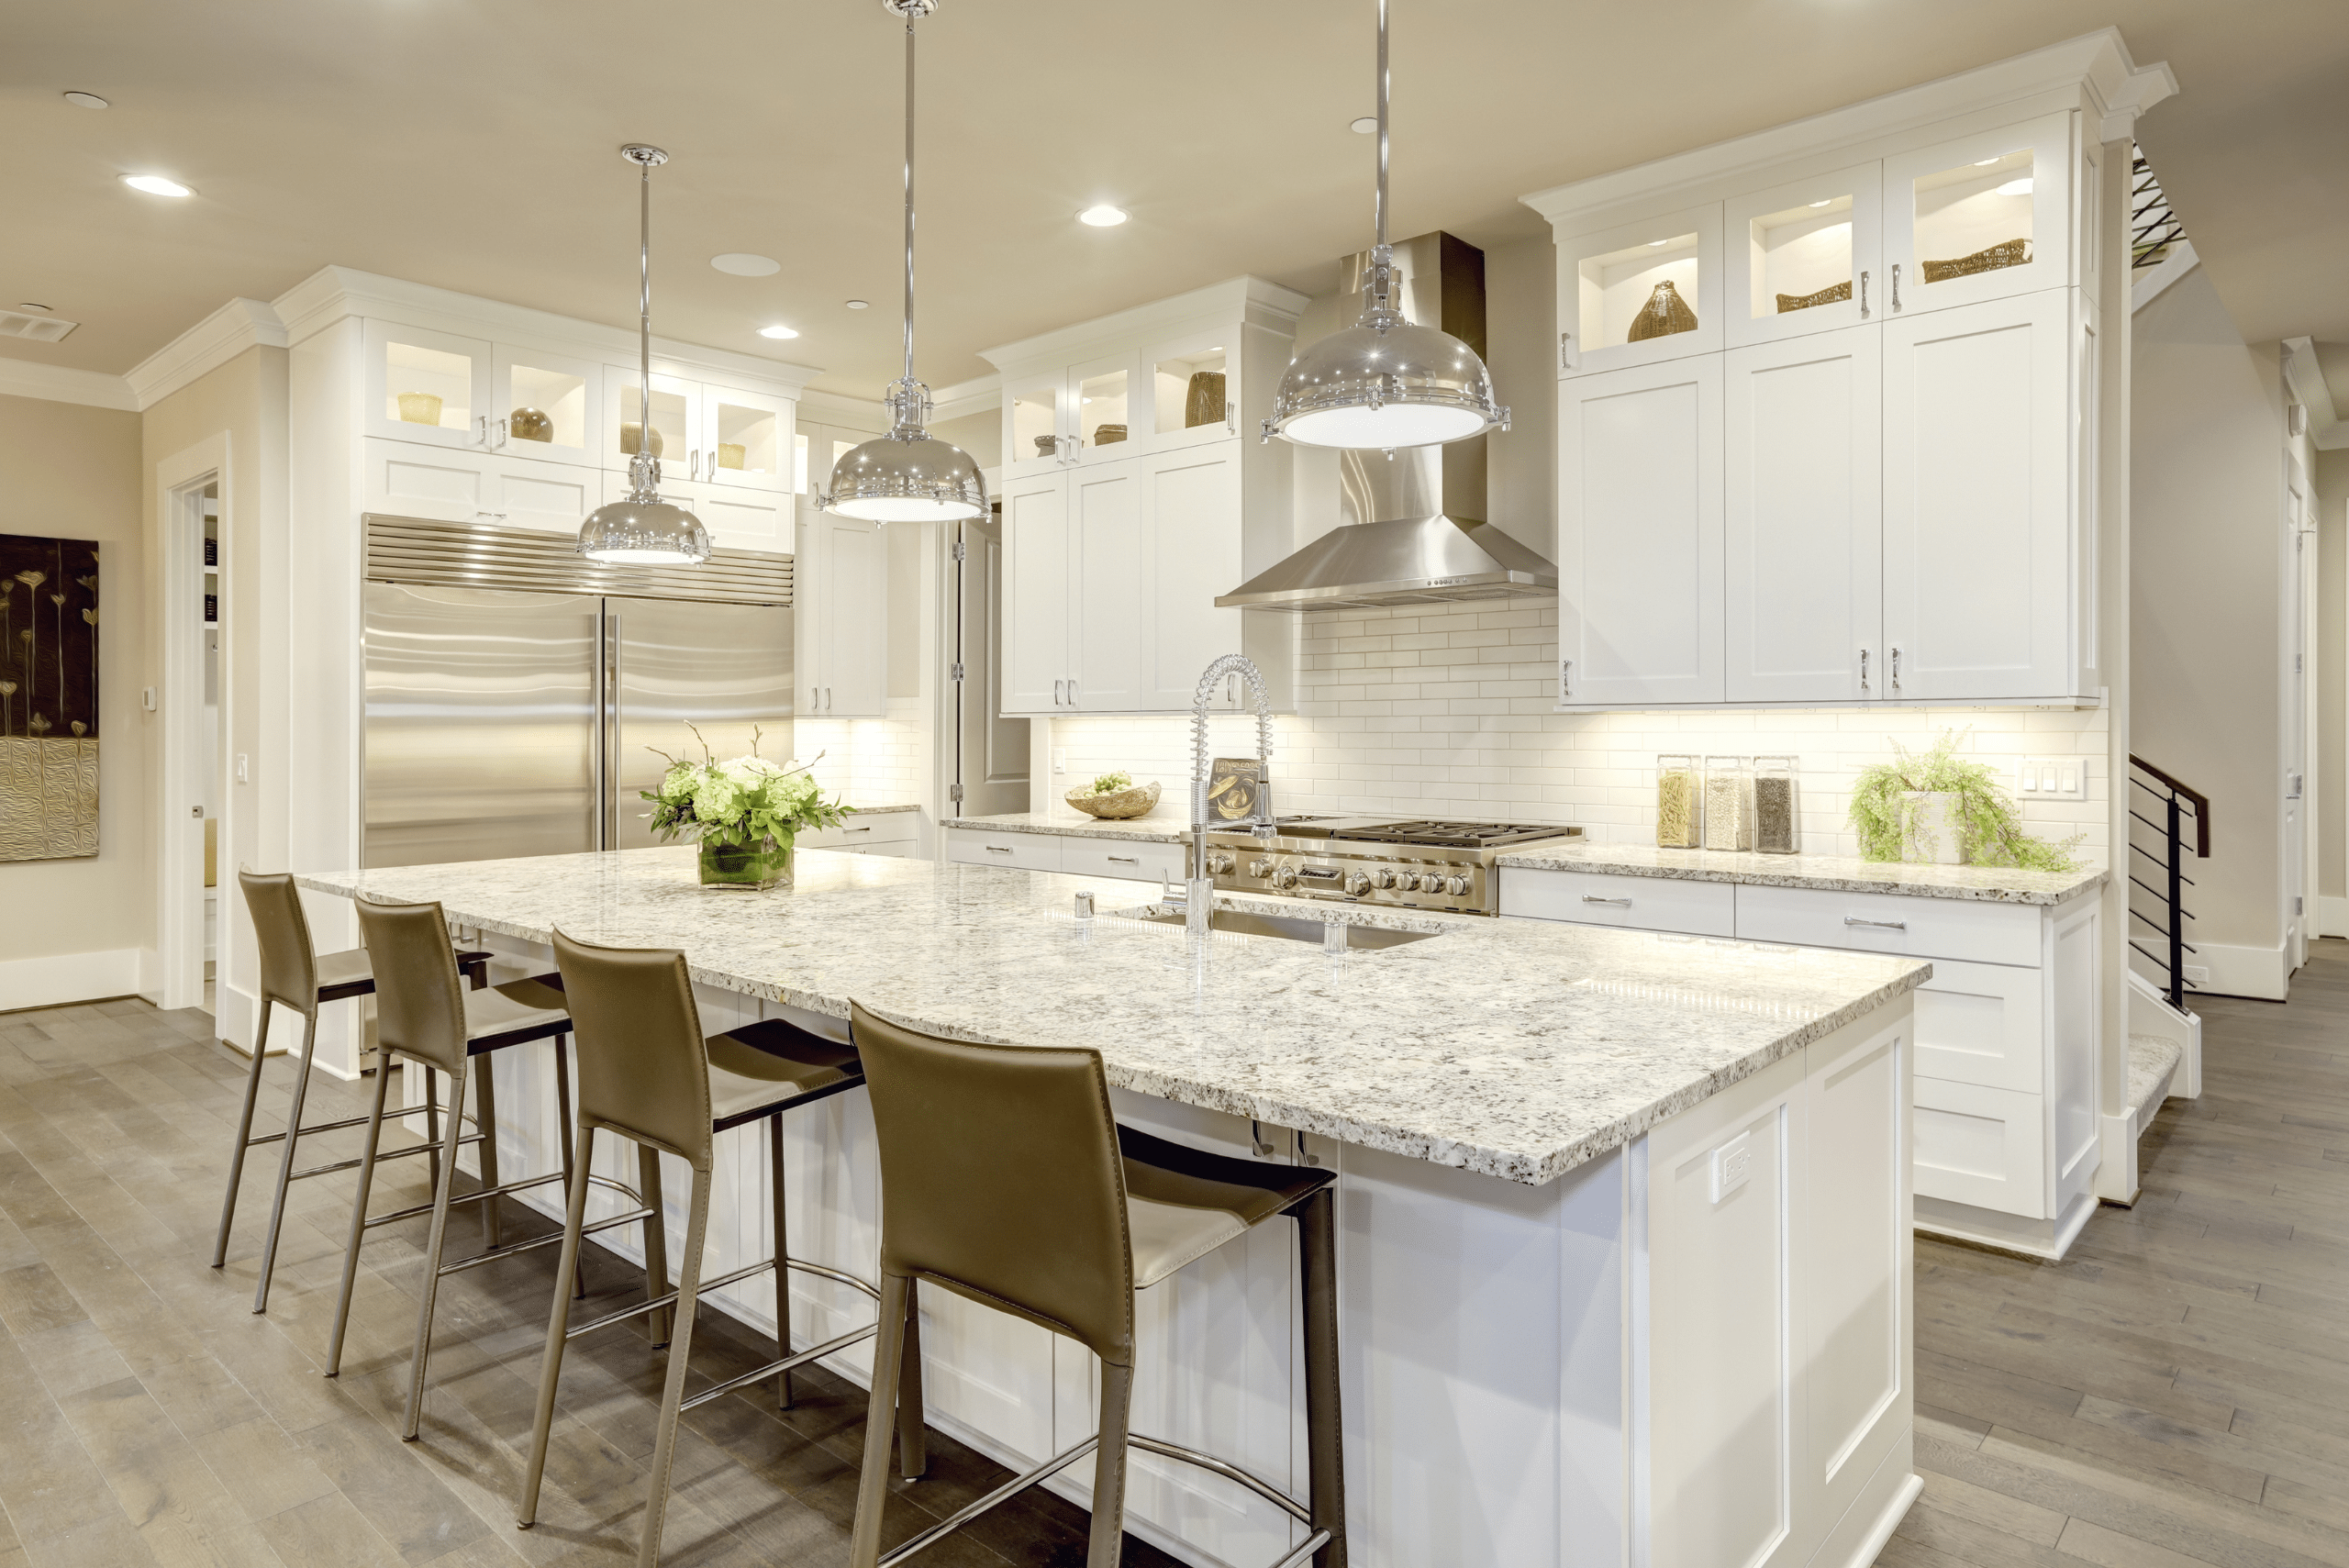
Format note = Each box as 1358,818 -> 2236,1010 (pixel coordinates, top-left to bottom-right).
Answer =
2132,147 -> 2187,271
2128,755 -> 2208,1008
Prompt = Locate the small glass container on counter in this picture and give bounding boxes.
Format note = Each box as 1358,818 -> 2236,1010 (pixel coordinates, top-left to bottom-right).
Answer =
1702,755 -> 1753,851
1656,754 -> 1703,848
1752,755 -> 1798,854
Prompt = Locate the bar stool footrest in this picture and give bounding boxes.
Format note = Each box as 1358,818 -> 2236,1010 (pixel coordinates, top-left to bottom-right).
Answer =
678,1320 -> 880,1413
877,1436 -> 1102,1568
295,1131 -> 484,1184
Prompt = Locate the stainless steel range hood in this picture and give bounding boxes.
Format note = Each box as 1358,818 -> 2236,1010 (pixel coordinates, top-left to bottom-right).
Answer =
1219,231 -> 1556,613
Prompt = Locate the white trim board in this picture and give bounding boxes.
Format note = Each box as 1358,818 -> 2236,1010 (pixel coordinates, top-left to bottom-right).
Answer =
2184,938 -> 2290,1003
2318,895 -> 2349,940
0,357 -> 139,411
0,949 -> 148,1014
123,298 -> 288,410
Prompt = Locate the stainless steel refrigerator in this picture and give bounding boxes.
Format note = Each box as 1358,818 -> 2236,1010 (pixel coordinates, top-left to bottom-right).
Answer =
361,514 -> 796,869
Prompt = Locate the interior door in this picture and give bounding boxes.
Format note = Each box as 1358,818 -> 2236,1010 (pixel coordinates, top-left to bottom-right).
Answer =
2286,507 -> 2308,969
609,597 -> 796,851
957,515 -> 1030,817
362,584 -> 597,867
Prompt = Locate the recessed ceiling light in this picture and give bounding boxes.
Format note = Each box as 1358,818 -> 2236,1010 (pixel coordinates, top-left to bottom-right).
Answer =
757,324 -> 799,339
1078,205 -> 1129,227
1996,177 -> 2033,197
711,252 -> 781,276
845,298 -> 870,309
122,173 -> 193,197
16,303 -> 50,313
62,91 -> 108,109
1350,117 -> 1377,134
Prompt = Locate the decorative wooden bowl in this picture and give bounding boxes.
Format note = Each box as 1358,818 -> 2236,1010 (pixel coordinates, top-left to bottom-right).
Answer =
1064,781 -> 1162,819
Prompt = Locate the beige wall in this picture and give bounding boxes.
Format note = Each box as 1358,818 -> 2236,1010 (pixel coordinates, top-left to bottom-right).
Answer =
141,346 -> 290,1032
2131,265 -> 2288,984
2318,447 -> 2349,907
0,393 -> 148,1001
930,409 -> 998,472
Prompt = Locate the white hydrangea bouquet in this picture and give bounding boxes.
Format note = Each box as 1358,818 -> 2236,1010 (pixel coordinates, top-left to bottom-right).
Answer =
642,726 -> 847,889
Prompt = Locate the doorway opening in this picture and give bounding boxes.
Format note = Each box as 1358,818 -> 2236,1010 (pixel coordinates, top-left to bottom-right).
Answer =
951,507 -> 1029,819
159,468 -> 228,1017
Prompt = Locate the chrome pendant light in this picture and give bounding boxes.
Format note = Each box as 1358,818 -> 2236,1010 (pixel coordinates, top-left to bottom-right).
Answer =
820,0 -> 987,524
1262,0 -> 1507,450
577,144 -> 712,565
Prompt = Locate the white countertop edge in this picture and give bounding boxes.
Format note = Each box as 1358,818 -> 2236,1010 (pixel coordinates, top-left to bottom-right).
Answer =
943,813 -> 1190,844
1495,846 -> 2108,906
844,803 -> 920,816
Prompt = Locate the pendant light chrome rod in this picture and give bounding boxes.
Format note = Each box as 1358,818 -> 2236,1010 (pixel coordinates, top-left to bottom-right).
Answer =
1375,0 -> 1388,254
637,153 -> 653,463
900,11 -> 918,389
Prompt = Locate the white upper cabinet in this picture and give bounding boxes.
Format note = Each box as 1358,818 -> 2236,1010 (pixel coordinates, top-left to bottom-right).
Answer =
597,471 -> 789,556
1884,113 -> 2075,317
1142,328 -> 1241,453
1724,163 -> 1884,349
1140,446 -> 1243,708
1882,290 -> 2079,702
367,321 -> 493,450
491,344 -> 601,464
1557,357 -> 1724,707
801,511 -> 887,718
1555,204 -> 1723,378
1724,326 -> 1883,704
1068,352 -> 1136,470
1001,472 -> 1073,714
1069,460 -> 1141,710
365,438 -> 598,536
606,370 -> 793,492
1003,369 -> 1073,481
604,367 -> 698,474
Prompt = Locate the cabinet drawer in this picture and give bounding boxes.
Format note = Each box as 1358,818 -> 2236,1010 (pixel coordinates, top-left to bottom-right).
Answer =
945,831 -> 1061,873
1498,869 -> 1735,937
1913,1077 -> 2047,1218
801,815 -> 916,852
1733,884 -> 2039,967
1059,838 -> 1186,884
1915,959 -> 2043,1094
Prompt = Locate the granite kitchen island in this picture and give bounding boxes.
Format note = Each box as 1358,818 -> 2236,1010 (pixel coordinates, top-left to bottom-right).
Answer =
300,845 -> 1930,1568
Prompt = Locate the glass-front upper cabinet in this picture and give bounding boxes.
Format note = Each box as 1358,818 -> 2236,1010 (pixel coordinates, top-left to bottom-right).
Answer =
365,321 -> 492,450
1068,353 -> 1132,467
1556,204 -> 1723,378
1002,369 -> 1072,480
1884,112 -> 2075,316
490,346 -> 598,463
1724,163 -> 1882,348
702,383 -> 792,492
1143,329 -> 1237,452
604,367 -> 697,477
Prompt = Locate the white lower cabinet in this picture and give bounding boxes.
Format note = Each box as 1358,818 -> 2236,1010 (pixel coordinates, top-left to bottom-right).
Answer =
945,830 -> 1062,873
1508,868 -> 2100,1257
1557,357 -> 1724,706
944,828 -> 1186,884
799,813 -> 917,856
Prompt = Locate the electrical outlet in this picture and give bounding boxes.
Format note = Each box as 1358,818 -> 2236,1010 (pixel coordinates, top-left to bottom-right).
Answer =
2183,964 -> 2210,987
1710,1130 -> 1753,1204
2016,756 -> 2087,800
236,753 -> 250,784
1052,748 -> 1066,775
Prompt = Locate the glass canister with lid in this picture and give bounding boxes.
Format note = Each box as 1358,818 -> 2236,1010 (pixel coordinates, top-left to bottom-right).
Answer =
1752,755 -> 1798,854
1702,755 -> 1753,851
1656,754 -> 1703,848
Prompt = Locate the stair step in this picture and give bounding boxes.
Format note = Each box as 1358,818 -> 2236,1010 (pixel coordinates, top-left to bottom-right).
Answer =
2127,1032 -> 2186,1137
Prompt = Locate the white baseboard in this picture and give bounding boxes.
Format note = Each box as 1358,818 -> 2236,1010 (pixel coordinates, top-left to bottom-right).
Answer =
0,948 -> 148,1013
2321,895 -> 2349,940
2187,939 -> 2289,1002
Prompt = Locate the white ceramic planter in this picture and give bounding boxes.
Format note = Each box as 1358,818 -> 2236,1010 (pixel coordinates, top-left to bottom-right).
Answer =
1900,791 -> 1964,864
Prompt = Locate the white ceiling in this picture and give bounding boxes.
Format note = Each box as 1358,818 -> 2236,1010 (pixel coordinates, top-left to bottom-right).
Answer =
5,0 -> 2348,404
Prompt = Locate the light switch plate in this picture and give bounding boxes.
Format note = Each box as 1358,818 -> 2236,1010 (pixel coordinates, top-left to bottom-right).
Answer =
2016,756 -> 2087,800
1710,1130 -> 1753,1204
1052,748 -> 1066,775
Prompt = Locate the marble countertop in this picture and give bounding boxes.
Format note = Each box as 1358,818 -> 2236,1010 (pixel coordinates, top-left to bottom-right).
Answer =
844,804 -> 919,816
298,847 -> 1926,1186
944,810 -> 1190,844
1495,842 -> 2107,906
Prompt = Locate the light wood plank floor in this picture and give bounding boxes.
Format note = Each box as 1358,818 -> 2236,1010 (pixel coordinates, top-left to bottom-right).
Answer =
1893,938 -> 2349,1567
6,946 -> 2349,1568
0,996 -> 1181,1568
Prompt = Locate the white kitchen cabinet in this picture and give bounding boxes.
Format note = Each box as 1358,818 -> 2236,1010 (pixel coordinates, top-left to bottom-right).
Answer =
1553,204 -> 1723,378
593,470 -> 789,557
606,369 -> 792,493
1556,356 -> 1724,707
492,343 -> 602,464
799,812 -> 918,856
366,320 -> 493,450
1724,325 -> 1883,704
1001,473 -> 1073,714
365,439 -> 598,536
1881,289 -> 2081,703
1884,112 -> 2077,318
1140,446 -> 1243,709
1723,162 -> 1884,349
797,508 -> 888,718
944,829 -> 1062,873
1069,460 -> 1141,710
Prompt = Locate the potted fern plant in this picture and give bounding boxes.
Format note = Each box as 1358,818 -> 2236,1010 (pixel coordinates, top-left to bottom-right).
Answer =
1848,730 -> 2081,870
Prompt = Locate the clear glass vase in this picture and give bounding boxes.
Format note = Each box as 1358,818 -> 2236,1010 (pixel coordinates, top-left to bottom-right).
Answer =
697,834 -> 795,891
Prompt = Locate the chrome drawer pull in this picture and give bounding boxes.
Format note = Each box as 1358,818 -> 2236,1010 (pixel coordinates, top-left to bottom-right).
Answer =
1582,895 -> 1631,907
1108,855 -> 1139,865
984,845 -> 1013,854
843,826 -> 872,834
1843,916 -> 1907,931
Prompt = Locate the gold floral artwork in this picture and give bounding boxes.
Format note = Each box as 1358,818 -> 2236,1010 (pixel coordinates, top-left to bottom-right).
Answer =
0,535 -> 100,862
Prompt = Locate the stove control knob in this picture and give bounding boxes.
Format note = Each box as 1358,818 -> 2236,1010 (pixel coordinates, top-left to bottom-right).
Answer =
1344,870 -> 1372,895
1207,851 -> 1235,874
1445,873 -> 1472,897
1392,872 -> 1419,893
1273,866 -> 1299,890
1248,859 -> 1271,878
1372,867 -> 1398,890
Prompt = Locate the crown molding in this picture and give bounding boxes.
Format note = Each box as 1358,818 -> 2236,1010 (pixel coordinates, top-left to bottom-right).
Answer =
0,356 -> 138,412
795,387 -> 890,432
930,373 -> 1002,424
2283,335 -> 2349,450
122,297 -> 287,411
979,274 -> 1309,377
1522,28 -> 2176,233
270,265 -> 824,395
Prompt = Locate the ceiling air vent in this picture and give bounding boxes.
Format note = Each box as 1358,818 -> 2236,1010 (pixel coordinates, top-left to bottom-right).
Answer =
0,310 -> 78,343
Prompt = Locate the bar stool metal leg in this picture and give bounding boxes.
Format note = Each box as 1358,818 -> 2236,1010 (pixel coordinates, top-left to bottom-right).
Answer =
474,1056 -> 504,1251
251,1011 -> 322,1315
518,1125 -> 598,1530
637,1162 -> 712,1568
324,1062 -> 395,1377
211,1000 -> 275,1269
1297,1187 -> 1346,1568
404,1055 -> 475,1441
1086,1362 -> 1135,1568
896,1278 -> 926,1480
638,1143 -> 672,1347
424,1066 -> 441,1195
555,1038 -> 585,1300
769,1113 -> 795,1409
849,1273 -> 912,1568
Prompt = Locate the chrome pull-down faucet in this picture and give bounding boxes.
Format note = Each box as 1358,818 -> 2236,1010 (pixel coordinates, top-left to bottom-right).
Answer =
1186,654 -> 1275,939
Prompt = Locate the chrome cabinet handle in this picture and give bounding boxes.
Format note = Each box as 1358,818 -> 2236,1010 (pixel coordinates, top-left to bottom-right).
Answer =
1560,659 -> 1574,699
1581,895 -> 1631,907
1108,855 -> 1139,865
985,844 -> 1013,854
1054,679 -> 1064,706
1558,330 -> 1576,373
1844,916 -> 1908,931
1859,647 -> 1870,690
1889,646 -> 1901,693
1067,678 -> 1078,706
826,686 -> 834,711
843,825 -> 871,834
1890,263 -> 1902,312
1859,271 -> 1870,318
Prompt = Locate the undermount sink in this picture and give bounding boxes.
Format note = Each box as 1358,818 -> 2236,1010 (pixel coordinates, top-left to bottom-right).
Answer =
1134,907 -> 1442,950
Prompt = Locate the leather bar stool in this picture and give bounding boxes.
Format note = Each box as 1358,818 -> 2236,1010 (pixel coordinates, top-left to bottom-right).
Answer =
846,1001 -> 1346,1568
215,870 -> 488,1314
517,929 -> 910,1568
326,896 -> 587,1440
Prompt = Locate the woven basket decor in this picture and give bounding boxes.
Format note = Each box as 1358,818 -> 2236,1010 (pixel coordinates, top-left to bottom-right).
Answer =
1775,279 -> 1853,314
1920,238 -> 2031,284
1626,280 -> 1698,341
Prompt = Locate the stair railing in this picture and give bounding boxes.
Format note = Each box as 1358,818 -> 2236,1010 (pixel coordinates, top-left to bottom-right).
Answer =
2127,755 -> 2209,1008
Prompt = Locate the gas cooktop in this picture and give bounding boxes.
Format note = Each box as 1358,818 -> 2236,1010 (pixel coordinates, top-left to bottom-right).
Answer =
1201,816 -> 1582,914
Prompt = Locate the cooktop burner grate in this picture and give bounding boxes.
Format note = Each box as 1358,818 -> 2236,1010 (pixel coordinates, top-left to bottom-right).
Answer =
1334,819 -> 1575,849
